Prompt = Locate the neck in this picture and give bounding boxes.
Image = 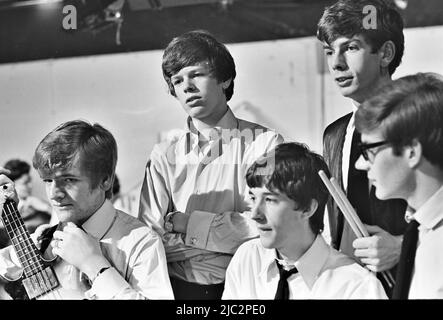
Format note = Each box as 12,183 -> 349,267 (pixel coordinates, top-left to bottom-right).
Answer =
353,73 -> 392,106
277,230 -> 316,263
193,104 -> 228,131
407,164 -> 443,210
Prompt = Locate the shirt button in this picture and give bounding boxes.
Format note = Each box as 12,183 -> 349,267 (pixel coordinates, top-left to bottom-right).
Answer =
191,237 -> 197,245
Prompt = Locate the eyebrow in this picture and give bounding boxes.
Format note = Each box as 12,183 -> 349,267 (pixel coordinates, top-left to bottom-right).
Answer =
248,190 -> 279,196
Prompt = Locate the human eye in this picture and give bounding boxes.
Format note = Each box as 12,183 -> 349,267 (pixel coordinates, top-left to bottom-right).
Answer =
64,178 -> 77,184
324,49 -> 333,56
347,44 -> 359,51
171,77 -> 182,86
43,179 -> 52,184
265,196 -> 277,204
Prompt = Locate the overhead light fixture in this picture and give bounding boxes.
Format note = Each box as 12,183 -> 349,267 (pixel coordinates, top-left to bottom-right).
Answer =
394,0 -> 408,10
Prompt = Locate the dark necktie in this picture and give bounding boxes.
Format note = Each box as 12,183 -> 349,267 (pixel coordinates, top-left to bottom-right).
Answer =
347,130 -> 371,224
392,220 -> 419,299
274,261 -> 298,300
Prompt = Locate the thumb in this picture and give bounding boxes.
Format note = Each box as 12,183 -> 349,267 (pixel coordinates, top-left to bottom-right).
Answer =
364,224 -> 385,235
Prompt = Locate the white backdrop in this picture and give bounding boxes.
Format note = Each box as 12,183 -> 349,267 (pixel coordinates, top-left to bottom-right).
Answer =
1,25 -> 442,215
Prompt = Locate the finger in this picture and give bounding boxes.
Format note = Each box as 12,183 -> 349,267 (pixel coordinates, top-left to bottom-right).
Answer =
364,224 -> 384,235
352,236 -> 374,249
65,222 -> 77,229
360,258 -> 381,268
0,168 -> 11,175
53,230 -> 67,241
354,248 -> 373,258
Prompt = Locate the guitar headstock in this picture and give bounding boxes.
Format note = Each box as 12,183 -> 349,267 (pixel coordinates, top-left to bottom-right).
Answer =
0,183 -> 18,207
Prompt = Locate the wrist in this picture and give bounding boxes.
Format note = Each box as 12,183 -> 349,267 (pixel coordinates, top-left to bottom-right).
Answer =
82,256 -> 111,281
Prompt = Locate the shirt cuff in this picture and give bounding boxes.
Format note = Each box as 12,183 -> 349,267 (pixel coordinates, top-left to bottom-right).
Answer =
185,210 -> 215,249
85,267 -> 130,299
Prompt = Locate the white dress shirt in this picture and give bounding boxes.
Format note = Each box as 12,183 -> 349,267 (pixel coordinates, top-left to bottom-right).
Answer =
0,200 -> 174,300
138,107 -> 283,284
408,185 -> 443,299
223,235 -> 387,299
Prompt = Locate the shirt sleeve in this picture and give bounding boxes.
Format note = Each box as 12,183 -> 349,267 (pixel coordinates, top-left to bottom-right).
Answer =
346,273 -> 389,299
183,132 -> 284,254
86,230 -> 174,300
138,145 -> 173,236
0,245 -> 23,282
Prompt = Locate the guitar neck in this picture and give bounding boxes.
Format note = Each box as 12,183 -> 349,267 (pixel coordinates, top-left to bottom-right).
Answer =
1,199 -> 46,277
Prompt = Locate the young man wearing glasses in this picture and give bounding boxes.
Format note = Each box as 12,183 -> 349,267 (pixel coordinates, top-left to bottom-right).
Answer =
317,0 -> 407,296
355,73 -> 443,298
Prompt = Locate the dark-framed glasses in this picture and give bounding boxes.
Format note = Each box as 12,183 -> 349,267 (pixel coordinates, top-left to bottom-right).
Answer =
358,140 -> 390,162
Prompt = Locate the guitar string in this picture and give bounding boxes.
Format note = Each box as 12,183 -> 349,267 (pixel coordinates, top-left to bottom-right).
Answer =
4,201 -> 59,299
6,201 -> 51,297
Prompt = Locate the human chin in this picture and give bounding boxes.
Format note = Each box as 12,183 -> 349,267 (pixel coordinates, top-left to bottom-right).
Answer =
258,231 -> 277,249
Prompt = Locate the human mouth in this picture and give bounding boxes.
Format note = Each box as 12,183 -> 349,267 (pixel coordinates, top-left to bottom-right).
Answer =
52,203 -> 72,210
186,96 -> 201,104
257,226 -> 272,233
335,76 -> 353,86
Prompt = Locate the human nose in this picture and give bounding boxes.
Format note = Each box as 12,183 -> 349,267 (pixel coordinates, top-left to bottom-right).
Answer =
355,154 -> 370,171
47,181 -> 65,201
330,51 -> 347,71
251,200 -> 265,222
183,77 -> 197,93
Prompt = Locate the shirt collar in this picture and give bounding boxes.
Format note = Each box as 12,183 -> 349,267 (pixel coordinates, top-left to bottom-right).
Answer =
259,235 -> 330,290
411,185 -> 443,229
186,107 -> 238,138
81,199 -> 116,240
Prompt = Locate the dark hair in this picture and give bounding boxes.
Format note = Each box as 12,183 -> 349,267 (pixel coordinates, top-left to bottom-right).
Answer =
162,30 -> 236,101
355,72 -> 443,170
32,120 -> 118,199
3,159 -> 30,181
246,142 -> 330,234
317,0 -> 404,75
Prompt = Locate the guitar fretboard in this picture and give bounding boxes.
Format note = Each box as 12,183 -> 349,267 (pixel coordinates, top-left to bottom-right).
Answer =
1,199 -> 45,277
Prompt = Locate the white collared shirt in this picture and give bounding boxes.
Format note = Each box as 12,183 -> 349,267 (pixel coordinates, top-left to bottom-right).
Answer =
138,107 -> 283,284
342,104 -> 358,191
222,235 -> 387,299
0,200 -> 174,300
408,185 -> 443,299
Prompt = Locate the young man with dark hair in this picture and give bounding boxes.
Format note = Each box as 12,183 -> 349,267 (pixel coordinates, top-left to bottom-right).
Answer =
355,73 -> 443,299
223,142 -> 387,299
317,0 -> 407,295
0,120 -> 173,299
138,30 -> 283,299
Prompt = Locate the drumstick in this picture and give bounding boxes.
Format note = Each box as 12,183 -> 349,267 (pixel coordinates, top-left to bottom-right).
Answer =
318,170 -> 395,288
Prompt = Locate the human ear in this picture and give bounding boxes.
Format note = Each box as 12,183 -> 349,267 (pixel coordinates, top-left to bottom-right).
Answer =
101,175 -> 113,192
301,199 -> 318,220
379,40 -> 396,69
221,78 -> 232,90
406,139 -> 422,169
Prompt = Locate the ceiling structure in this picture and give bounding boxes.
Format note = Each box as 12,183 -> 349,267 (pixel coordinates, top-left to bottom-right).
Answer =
0,0 -> 442,64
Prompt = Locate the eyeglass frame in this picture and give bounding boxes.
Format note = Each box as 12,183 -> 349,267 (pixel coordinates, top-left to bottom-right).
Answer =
358,140 -> 391,162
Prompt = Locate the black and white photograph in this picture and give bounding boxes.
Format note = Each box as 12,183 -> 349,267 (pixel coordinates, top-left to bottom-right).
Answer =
0,0 -> 442,313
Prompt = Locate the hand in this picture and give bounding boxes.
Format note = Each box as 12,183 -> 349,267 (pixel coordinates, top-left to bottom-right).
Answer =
0,168 -> 19,206
170,211 -> 190,234
52,222 -> 110,280
353,224 -> 403,272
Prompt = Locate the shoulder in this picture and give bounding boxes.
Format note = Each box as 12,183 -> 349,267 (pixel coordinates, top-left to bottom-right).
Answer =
231,238 -> 267,267
235,118 -> 283,152
111,210 -> 161,245
322,246 -> 376,281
